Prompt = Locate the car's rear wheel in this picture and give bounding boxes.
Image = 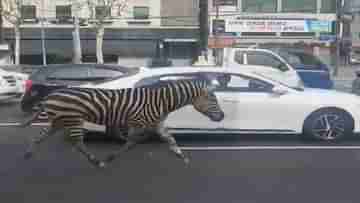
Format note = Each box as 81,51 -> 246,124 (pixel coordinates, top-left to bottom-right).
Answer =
302,108 -> 354,142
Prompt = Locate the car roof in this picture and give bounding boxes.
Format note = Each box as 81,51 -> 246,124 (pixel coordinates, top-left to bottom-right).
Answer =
29,63 -> 140,81
144,65 -> 267,77
42,63 -> 137,70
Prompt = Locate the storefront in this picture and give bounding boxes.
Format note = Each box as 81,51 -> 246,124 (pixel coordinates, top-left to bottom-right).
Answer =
3,27 -> 199,66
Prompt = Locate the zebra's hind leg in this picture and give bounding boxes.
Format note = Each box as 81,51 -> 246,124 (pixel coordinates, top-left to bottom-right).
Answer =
105,127 -> 149,163
24,127 -> 59,160
157,126 -> 189,164
68,127 -> 106,169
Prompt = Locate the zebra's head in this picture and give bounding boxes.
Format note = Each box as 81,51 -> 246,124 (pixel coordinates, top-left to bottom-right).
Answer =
192,80 -> 224,122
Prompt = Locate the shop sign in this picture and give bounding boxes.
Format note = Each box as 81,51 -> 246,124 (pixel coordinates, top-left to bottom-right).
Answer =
225,19 -> 332,33
208,37 -> 235,48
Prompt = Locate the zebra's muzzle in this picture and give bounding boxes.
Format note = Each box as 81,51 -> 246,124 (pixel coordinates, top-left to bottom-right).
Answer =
209,111 -> 224,122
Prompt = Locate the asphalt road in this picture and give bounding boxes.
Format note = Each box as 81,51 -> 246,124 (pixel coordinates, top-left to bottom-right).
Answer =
3,101 -> 360,203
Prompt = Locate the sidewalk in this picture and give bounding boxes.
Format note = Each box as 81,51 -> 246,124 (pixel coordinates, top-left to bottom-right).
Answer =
332,64 -> 360,92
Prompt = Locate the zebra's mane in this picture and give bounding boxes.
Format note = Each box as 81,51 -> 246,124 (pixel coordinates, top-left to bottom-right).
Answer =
141,79 -> 209,90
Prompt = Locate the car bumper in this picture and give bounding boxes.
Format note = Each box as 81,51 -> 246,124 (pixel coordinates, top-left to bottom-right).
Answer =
0,86 -> 22,100
351,58 -> 360,64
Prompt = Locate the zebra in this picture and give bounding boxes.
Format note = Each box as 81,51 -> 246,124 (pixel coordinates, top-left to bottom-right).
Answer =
22,78 -> 225,168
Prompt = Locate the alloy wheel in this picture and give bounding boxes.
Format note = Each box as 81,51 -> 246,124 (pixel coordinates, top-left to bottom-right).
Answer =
311,113 -> 346,141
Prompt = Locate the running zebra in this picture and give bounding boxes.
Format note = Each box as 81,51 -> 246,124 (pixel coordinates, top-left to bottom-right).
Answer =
22,78 -> 224,168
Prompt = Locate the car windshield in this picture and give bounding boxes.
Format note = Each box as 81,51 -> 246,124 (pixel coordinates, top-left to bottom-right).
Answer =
253,72 -> 304,91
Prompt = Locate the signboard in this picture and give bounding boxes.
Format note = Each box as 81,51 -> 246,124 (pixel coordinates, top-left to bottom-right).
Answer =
213,0 -> 237,6
319,34 -> 337,42
225,19 -> 332,33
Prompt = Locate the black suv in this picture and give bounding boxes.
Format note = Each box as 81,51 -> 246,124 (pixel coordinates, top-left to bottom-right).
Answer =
20,64 -> 140,113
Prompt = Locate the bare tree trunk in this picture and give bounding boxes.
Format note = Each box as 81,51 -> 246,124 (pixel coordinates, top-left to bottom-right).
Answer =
96,24 -> 104,64
14,25 -> 20,65
72,17 -> 82,64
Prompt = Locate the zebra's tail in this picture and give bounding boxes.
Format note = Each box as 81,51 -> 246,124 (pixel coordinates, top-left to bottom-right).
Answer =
19,104 -> 45,128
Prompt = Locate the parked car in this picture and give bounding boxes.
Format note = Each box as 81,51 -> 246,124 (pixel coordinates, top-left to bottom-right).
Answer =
0,68 -> 28,101
207,47 -> 304,88
352,69 -> 360,95
271,48 -> 334,89
20,64 -> 143,112
78,66 -> 360,142
350,50 -> 360,65
225,47 -> 334,89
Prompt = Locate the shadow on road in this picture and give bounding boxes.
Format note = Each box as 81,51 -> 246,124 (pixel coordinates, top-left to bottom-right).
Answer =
83,132 -> 360,147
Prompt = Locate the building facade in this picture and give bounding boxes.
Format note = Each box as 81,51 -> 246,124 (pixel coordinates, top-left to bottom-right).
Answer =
2,0 -> 200,66
208,0 -> 352,66
351,13 -> 360,49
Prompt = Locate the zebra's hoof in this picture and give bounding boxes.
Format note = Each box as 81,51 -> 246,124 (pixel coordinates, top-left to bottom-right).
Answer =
97,161 -> 106,169
105,154 -> 116,163
91,159 -> 106,169
24,151 -> 33,160
183,157 -> 190,165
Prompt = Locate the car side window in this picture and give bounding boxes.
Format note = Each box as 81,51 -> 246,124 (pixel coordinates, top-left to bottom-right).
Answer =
216,74 -> 273,92
234,51 -> 244,65
134,74 -> 200,88
47,67 -> 90,80
246,52 -> 289,72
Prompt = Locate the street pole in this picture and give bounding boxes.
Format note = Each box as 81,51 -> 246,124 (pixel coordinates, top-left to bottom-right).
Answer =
214,0 -> 219,65
333,0 -> 344,76
0,0 -> 3,44
40,0 -> 46,65
72,16 -> 82,64
199,0 -> 208,57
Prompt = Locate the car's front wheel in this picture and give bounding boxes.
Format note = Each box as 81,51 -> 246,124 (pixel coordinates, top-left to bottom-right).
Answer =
302,108 -> 354,142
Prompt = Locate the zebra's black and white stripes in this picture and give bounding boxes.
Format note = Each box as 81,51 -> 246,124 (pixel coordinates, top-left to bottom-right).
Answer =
23,79 -> 225,168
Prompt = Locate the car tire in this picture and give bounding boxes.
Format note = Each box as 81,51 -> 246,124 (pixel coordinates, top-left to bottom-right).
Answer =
302,108 -> 354,142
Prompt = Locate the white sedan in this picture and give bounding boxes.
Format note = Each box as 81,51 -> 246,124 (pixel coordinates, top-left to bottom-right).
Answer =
82,66 -> 360,142
0,68 -> 28,101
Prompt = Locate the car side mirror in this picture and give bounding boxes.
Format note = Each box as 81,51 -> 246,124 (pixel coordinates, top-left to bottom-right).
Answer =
271,85 -> 288,96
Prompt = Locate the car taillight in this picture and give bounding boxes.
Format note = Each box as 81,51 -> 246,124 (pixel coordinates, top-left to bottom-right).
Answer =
25,80 -> 33,92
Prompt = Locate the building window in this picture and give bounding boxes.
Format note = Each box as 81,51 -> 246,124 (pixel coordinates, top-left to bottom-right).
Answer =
133,6 -> 149,19
212,19 -> 225,34
241,32 -> 277,36
242,0 -> 277,13
21,5 -> 36,19
95,6 -> 111,19
320,0 -> 336,13
213,0 -> 237,7
56,5 -> 72,19
282,0 -> 316,13
281,32 -> 316,37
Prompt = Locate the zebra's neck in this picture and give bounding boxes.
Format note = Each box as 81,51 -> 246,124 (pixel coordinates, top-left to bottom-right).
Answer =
160,80 -> 205,113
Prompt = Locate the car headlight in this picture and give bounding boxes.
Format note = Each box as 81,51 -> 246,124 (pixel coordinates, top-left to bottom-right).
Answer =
0,78 -> 6,86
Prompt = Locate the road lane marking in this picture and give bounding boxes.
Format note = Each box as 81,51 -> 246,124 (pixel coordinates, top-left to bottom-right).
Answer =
0,122 -> 106,132
0,122 -> 49,126
180,146 -> 360,150
2,122 -> 360,151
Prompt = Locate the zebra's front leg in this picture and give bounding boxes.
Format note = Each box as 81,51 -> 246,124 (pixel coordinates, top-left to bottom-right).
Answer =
157,126 -> 189,164
105,127 -> 149,163
24,127 -> 58,160
69,128 -> 105,168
